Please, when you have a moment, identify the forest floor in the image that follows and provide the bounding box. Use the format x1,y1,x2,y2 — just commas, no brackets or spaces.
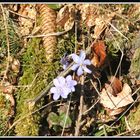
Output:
0,4,140,136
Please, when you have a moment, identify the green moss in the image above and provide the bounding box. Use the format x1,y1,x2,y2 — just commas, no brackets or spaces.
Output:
14,38,45,136
14,29,75,135
128,104,140,130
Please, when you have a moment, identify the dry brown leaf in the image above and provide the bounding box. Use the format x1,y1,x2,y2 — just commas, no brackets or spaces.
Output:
100,83,134,110
91,53,99,68
56,5,75,31
56,5,70,27
91,40,106,67
109,76,123,96
76,4,98,28
106,107,126,116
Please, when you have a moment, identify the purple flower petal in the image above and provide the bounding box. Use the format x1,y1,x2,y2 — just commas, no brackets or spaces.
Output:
53,93,60,100
58,76,65,86
50,87,57,94
77,66,83,76
63,64,67,70
66,75,72,81
53,79,60,87
79,50,86,61
83,59,91,65
82,66,92,74
61,92,68,98
72,80,77,86
63,87,71,95
71,64,79,71
71,54,80,63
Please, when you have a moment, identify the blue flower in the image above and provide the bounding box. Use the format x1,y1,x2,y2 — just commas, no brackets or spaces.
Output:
50,75,77,100
70,50,92,76
60,53,70,70
66,75,77,92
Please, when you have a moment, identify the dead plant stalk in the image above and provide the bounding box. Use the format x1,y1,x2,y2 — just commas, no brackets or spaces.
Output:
75,75,85,136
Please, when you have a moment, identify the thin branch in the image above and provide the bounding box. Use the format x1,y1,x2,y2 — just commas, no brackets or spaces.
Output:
108,22,129,40
61,97,71,136
83,98,100,116
8,9,35,21
75,75,85,136
25,30,71,38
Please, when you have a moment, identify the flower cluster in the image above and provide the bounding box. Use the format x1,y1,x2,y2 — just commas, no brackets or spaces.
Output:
50,75,77,100
50,50,92,100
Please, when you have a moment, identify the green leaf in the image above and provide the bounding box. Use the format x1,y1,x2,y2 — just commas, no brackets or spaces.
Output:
58,112,72,128
47,4,61,10
47,112,59,128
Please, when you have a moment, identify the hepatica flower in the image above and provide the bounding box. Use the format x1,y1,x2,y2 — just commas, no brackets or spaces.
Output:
71,50,92,76
60,53,70,70
50,75,77,100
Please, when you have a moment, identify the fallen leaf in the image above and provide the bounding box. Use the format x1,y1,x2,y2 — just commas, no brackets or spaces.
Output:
91,53,99,68
91,40,106,67
100,83,134,110
56,5,75,31
109,76,123,96
56,5,70,27
64,16,74,31
106,107,126,116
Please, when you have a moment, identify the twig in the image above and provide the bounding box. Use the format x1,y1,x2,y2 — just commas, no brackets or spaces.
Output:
25,29,71,38
108,22,129,40
83,98,100,116
0,5,10,83
75,75,85,136
124,116,131,131
8,9,35,21
61,96,71,136
109,30,124,79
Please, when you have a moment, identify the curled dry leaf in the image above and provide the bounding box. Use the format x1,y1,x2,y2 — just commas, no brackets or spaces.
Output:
105,107,126,116
56,5,70,27
56,4,75,31
91,40,106,67
109,76,123,96
100,83,134,110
